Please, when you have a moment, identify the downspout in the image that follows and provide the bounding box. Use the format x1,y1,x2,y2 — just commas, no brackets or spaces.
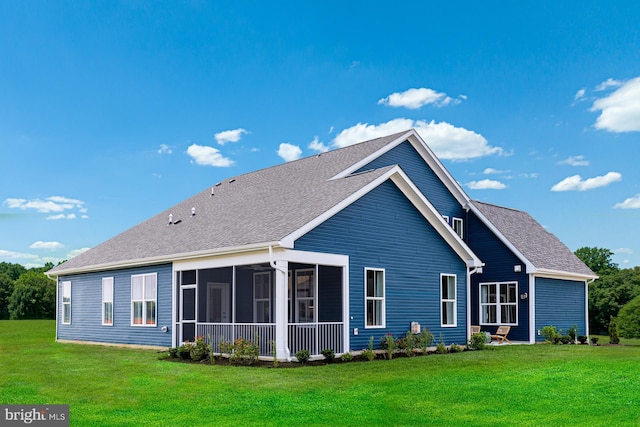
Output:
269,245,292,361
467,266,482,342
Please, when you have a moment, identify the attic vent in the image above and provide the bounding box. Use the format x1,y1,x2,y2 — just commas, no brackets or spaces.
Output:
215,182,222,186
229,178,236,183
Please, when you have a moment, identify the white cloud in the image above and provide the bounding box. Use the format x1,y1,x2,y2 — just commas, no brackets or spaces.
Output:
333,119,503,161
613,194,640,209
214,128,249,145
0,249,38,260
30,241,64,250
46,213,76,220
308,136,329,153
574,88,586,101
558,155,589,166
615,247,633,254
4,196,86,219
590,77,640,132
467,179,507,190
483,168,507,175
551,172,622,192
186,144,234,167
157,144,172,155
277,143,302,162
595,78,623,91
67,248,90,259
378,88,459,109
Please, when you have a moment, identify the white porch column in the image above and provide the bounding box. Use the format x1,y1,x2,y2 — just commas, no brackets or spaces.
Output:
274,259,290,360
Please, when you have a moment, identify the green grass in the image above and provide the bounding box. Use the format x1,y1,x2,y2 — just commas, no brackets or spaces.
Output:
2,321,640,426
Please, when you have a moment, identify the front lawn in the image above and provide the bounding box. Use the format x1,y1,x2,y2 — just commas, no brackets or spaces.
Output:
1,320,639,426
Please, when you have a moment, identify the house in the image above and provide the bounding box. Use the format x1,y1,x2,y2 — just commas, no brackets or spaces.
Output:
48,129,596,359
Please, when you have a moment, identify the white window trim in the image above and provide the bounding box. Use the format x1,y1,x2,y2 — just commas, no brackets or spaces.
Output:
440,273,457,327
253,271,272,323
102,277,114,326
479,281,519,326
61,281,71,325
452,217,463,239
131,273,157,327
294,268,316,323
365,268,385,329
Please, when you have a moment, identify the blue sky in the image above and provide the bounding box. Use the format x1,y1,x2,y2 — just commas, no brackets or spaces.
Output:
1,2,640,269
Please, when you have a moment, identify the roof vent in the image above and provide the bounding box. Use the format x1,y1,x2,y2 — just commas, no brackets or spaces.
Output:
211,187,214,196
191,207,196,216
168,214,173,225
229,178,236,183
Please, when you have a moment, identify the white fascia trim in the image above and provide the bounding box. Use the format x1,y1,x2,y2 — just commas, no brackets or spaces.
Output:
329,129,471,207
283,165,483,268
49,241,284,277
532,269,598,282
466,202,536,273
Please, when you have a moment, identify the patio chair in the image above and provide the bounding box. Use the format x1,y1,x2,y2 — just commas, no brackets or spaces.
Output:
490,326,512,344
470,325,481,335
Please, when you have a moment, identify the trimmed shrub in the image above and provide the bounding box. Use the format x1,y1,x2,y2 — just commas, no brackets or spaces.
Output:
295,349,310,364
468,332,488,350
608,316,620,344
321,349,335,363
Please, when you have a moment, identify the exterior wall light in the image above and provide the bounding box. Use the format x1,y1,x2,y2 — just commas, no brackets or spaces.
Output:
520,292,528,300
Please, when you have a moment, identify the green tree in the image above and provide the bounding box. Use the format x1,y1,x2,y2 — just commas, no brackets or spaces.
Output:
617,295,640,339
574,247,618,276
8,271,56,319
0,262,27,281
0,273,15,319
588,267,640,334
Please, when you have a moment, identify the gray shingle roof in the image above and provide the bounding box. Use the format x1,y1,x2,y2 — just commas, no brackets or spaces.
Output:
49,132,408,274
472,201,596,278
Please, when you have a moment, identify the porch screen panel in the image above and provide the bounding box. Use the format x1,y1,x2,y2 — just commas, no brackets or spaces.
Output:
183,288,196,321
296,270,315,323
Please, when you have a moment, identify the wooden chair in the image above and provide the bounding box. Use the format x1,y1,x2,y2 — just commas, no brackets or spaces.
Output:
470,325,481,335
490,326,512,344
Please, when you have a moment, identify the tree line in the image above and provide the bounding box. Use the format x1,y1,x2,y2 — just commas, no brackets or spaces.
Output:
575,247,640,339
0,261,58,320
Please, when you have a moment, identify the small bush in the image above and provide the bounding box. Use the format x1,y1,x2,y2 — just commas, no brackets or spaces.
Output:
435,334,447,354
590,336,599,345
321,348,335,363
558,335,573,345
567,324,578,342
609,316,620,344
405,331,416,356
361,348,375,361
468,332,487,350
541,326,560,343
449,343,463,353
189,336,210,361
340,352,353,362
384,334,395,360
295,349,310,364
577,335,588,344
419,328,434,353
177,342,193,359
168,347,178,358
220,337,259,365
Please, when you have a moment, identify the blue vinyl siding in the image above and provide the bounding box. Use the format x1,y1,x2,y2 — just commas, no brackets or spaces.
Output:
357,140,464,221
467,211,530,341
57,263,172,347
535,277,586,340
295,180,468,350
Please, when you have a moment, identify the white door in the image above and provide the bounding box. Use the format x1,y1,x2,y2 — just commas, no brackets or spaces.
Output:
207,283,230,323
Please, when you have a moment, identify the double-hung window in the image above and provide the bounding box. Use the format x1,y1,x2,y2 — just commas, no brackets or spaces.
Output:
131,273,157,326
62,281,71,324
452,217,463,239
102,277,114,326
441,274,456,327
365,268,385,328
480,282,518,325
254,272,271,323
